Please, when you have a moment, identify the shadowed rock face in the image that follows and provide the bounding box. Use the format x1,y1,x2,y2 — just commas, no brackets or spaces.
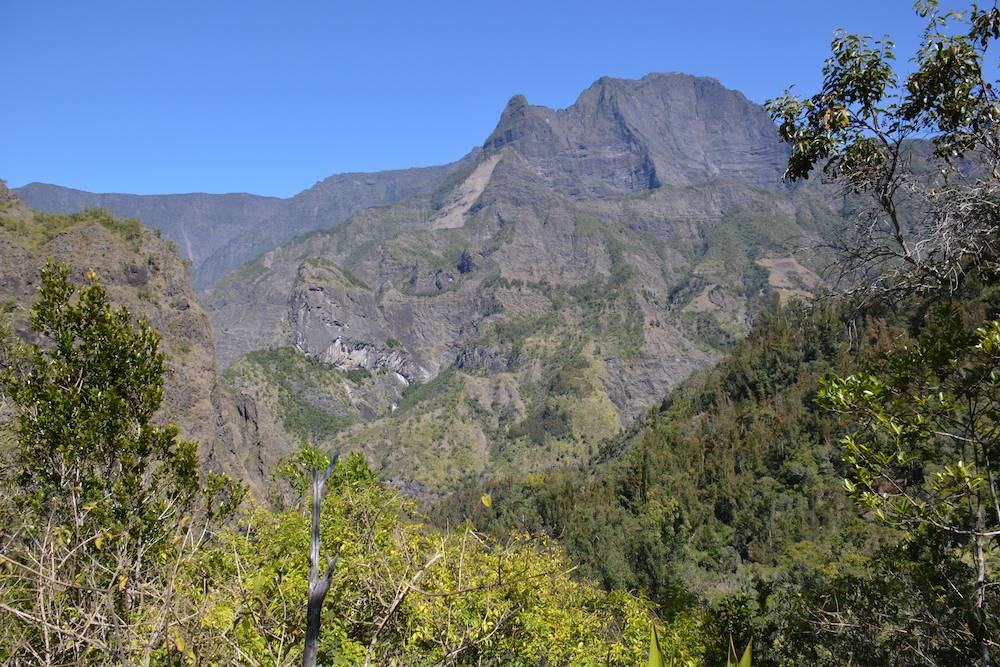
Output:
482,73,789,196
0,187,283,494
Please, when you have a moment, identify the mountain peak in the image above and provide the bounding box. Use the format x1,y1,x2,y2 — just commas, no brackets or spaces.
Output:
483,93,553,153
481,72,787,196
505,93,529,109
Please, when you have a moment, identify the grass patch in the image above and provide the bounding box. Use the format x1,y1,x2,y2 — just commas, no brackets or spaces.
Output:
398,367,460,412
305,257,371,291
0,208,145,251
225,347,357,442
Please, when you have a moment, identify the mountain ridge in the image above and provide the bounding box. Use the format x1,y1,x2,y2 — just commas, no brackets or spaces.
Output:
10,72,842,493
203,73,842,491
15,72,788,289
0,181,283,493
15,160,471,288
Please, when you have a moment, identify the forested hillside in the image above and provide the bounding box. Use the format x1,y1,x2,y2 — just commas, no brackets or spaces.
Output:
433,4,1000,663
435,287,1000,663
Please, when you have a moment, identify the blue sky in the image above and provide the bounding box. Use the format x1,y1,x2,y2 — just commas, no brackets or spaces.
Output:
2,1,928,197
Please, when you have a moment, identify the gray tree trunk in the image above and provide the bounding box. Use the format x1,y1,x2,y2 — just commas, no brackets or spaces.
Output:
303,457,339,667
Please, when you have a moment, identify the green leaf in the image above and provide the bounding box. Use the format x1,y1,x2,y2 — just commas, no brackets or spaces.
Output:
739,639,752,667
648,623,665,667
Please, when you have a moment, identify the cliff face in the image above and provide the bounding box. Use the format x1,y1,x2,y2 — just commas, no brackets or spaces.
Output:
0,182,282,492
15,162,469,289
204,74,840,492
482,73,789,195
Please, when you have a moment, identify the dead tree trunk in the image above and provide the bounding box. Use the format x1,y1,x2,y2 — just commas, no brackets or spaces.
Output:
303,456,339,667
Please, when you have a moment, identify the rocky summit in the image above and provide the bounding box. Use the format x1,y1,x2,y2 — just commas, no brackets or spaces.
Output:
204,73,842,492
483,73,789,194
8,73,846,493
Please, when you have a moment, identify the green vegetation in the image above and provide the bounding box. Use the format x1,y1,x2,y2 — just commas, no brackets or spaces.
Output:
434,4,1000,664
2,3,998,664
217,254,269,285
693,204,800,285
394,366,457,411
819,304,1000,664
344,366,371,383
0,207,145,251
304,256,371,291
509,401,572,445
182,451,667,665
0,262,242,663
436,283,1000,664
568,215,645,356
225,346,358,443
429,161,479,211
0,266,664,664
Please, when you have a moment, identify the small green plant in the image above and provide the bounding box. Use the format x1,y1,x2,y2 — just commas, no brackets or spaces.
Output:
647,621,712,667
648,624,666,667
344,367,371,383
725,638,751,667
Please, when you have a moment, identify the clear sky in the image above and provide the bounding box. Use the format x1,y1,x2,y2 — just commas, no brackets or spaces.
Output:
2,1,929,197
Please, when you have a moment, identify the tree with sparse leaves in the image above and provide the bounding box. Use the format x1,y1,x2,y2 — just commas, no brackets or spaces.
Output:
767,3,1000,664
0,261,239,664
766,0,1000,296
767,0,1000,665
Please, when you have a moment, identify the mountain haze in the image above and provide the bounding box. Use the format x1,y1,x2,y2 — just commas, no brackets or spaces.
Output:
16,162,469,288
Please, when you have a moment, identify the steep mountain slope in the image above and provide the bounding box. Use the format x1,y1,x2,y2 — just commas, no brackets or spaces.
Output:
207,73,844,491
0,181,287,491
429,275,1000,664
432,299,875,602
484,73,789,195
16,161,469,288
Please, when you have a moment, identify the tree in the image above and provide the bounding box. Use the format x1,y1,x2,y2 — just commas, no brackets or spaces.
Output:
5,262,199,521
0,261,238,664
765,1,1000,297
303,455,339,667
767,3,1000,664
819,305,1000,663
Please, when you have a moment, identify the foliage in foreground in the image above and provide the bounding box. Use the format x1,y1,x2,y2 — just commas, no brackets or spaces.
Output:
0,262,682,665
0,262,239,664
168,452,687,666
